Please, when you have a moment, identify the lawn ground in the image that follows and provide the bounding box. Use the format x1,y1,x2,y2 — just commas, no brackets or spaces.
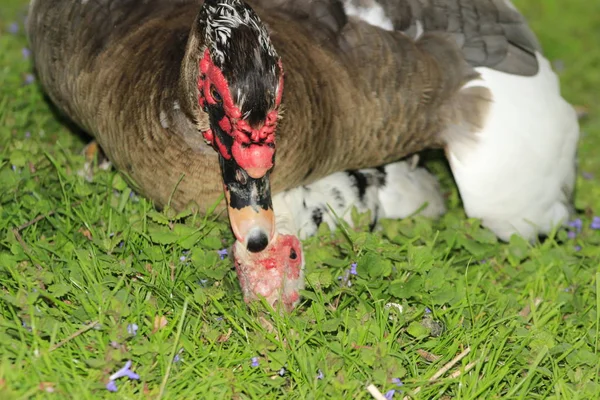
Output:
1,0,600,398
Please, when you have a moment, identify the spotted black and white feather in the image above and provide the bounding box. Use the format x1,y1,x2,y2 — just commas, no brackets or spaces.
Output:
273,159,446,239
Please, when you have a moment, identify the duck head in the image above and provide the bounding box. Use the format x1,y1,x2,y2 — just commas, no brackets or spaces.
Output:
233,233,304,312
186,0,284,252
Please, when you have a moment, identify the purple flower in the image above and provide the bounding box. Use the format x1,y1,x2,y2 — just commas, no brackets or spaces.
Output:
582,171,594,180
106,380,118,392
105,360,139,392
24,131,31,139
278,367,286,376
8,22,19,34
567,230,577,240
173,349,183,363
349,263,357,275
385,389,396,400
425,307,432,314
11,165,17,172
127,323,138,336
179,255,186,262
568,218,583,232
217,248,228,259
22,47,31,59
574,245,582,252
24,73,35,85
392,378,403,387
251,357,259,367
591,217,600,230
316,369,324,380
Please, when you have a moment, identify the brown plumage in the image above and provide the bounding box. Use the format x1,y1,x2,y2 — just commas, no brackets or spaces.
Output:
26,0,519,212
28,0,578,310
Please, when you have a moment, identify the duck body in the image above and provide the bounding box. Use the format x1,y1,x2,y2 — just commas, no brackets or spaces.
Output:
27,0,480,211
28,0,579,310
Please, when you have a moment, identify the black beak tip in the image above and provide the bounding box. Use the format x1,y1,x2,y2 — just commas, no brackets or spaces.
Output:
247,229,269,253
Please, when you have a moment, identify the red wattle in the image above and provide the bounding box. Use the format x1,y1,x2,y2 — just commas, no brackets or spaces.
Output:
231,141,274,179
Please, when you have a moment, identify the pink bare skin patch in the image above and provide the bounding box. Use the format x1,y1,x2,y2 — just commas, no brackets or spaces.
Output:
233,233,304,312
198,50,284,179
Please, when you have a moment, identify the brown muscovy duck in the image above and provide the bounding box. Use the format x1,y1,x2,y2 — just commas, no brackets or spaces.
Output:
27,0,579,311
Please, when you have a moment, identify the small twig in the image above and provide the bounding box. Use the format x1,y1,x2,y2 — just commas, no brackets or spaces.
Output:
429,347,471,381
48,320,99,352
366,384,387,400
12,228,30,253
403,347,471,399
449,360,477,379
16,211,56,232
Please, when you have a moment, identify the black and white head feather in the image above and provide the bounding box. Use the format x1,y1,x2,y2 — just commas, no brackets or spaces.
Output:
200,0,278,66
198,0,282,123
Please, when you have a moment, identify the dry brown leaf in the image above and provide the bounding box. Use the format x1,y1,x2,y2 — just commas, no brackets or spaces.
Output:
78,227,92,240
417,349,441,362
217,328,232,343
152,315,168,333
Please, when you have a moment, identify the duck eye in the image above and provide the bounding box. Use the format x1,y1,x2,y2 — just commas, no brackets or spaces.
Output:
289,248,297,260
210,86,222,104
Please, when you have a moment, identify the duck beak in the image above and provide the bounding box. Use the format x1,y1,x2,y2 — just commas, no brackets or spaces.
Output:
219,155,275,253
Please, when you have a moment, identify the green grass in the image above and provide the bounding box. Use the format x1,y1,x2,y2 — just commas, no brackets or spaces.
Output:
1,1,600,398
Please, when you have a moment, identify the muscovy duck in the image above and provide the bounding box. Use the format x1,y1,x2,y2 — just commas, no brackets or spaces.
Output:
27,0,579,310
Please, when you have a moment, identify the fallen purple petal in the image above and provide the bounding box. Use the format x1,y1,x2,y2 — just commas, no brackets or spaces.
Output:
568,218,583,232
8,22,19,34
385,389,396,400
173,349,184,363
251,357,259,367
24,73,35,85
392,378,403,387
127,323,138,336
105,380,118,392
590,216,600,230
217,248,228,259
109,360,140,381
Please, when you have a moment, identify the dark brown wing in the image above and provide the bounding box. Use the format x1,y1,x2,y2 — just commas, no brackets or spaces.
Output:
349,0,541,75
256,0,541,76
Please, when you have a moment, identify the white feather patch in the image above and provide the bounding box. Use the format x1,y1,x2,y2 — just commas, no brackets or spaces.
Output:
446,52,579,241
343,0,394,31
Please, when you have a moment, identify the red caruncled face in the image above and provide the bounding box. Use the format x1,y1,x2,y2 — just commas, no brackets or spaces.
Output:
233,233,304,311
198,49,283,179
